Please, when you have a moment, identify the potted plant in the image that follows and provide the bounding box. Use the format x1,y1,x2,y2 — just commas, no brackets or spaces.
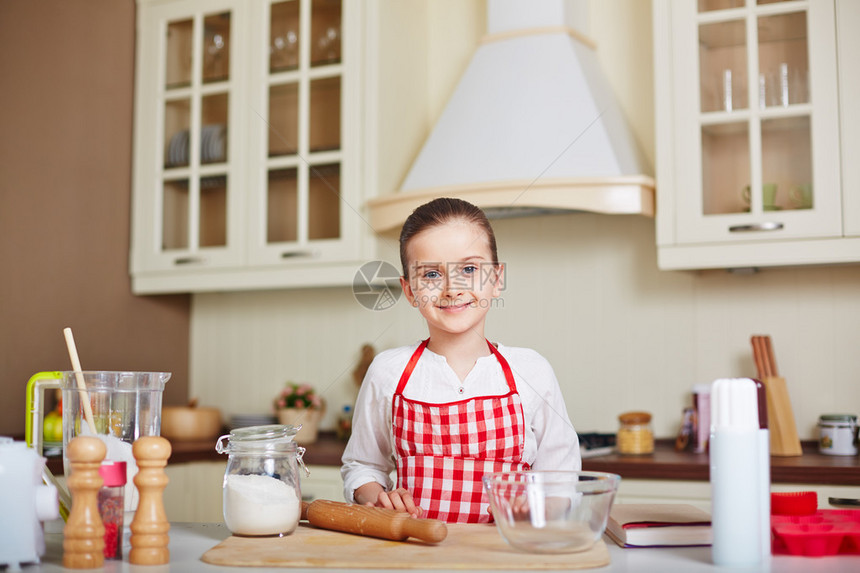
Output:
273,382,325,444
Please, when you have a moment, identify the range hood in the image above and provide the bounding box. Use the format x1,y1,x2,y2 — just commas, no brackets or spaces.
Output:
367,0,655,231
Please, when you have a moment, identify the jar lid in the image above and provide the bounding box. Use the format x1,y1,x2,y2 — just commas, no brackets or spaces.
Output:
215,424,299,454
819,414,857,423
619,411,652,424
99,461,127,487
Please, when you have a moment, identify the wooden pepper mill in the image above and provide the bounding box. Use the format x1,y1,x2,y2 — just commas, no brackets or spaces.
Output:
129,436,172,565
63,436,106,569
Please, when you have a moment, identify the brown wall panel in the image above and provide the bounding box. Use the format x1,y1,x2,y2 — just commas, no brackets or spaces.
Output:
0,0,191,436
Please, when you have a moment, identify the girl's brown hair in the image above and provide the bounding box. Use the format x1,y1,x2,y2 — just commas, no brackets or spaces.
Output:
399,197,498,278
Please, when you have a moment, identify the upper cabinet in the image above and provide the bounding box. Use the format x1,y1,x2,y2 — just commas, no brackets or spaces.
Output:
131,0,370,293
654,0,860,270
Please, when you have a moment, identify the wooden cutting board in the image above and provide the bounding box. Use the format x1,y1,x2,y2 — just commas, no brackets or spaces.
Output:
201,523,610,570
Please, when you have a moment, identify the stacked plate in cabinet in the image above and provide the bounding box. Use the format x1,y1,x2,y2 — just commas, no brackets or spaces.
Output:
229,414,277,430
166,124,226,167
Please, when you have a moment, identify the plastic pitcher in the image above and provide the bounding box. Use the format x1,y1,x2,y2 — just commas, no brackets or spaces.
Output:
27,370,170,516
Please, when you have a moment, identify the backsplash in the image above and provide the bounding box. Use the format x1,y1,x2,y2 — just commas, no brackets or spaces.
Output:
188,0,860,442
190,212,860,440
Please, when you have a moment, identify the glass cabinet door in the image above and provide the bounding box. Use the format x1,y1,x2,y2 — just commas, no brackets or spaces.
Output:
154,2,244,269
675,0,840,243
251,0,351,264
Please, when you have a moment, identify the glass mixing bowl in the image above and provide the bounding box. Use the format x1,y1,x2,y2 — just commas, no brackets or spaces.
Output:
483,470,620,553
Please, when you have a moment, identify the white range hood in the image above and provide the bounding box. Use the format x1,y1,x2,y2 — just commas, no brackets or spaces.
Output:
367,0,655,231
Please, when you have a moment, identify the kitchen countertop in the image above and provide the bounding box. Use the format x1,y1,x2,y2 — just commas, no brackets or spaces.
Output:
582,440,860,485
42,433,860,485
79,433,858,485
25,519,858,572
41,432,350,474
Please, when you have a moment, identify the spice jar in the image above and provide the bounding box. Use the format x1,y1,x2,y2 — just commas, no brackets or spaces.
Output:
617,411,655,455
818,414,858,456
97,461,126,559
215,424,308,536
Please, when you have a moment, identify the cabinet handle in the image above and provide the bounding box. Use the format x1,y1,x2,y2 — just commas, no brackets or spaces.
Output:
728,222,784,233
281,250,315,259
173,256,206,265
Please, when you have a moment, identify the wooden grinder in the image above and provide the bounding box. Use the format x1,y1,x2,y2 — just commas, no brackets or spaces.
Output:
63,436,106,569
129,436,172,565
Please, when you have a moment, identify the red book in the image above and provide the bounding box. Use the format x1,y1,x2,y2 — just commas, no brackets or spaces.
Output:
606,504,712,548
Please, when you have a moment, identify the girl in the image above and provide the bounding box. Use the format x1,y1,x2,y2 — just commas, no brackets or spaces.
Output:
341,197,581,523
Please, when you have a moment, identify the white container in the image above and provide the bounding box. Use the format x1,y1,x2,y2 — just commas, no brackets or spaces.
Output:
710,378,769,567
0,438,59,568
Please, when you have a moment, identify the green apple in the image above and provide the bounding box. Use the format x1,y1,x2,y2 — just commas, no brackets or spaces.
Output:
44,411,63,443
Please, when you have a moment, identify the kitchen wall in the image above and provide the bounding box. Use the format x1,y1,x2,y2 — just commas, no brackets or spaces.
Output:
0,0,190,436
190,0,860,439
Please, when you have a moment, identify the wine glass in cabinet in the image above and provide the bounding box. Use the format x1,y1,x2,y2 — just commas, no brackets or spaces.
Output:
655,0,845,269
248,0,356,267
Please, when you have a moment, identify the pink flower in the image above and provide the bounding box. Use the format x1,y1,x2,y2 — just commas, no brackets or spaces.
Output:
273,381,321,410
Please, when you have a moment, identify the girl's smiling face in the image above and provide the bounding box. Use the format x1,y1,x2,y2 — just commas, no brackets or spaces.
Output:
400,219,504,339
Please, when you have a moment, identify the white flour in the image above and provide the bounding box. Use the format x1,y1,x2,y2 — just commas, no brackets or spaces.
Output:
223,474,300,536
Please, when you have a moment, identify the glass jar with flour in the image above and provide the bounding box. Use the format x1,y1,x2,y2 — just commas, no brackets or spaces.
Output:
215,424,309,535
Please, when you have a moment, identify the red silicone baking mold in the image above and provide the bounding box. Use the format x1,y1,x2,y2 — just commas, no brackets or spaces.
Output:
771,510,860,557
771,491,818,516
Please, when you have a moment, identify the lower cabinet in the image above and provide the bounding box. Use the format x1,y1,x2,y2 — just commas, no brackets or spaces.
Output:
615,479,713,512
616,479,860,513
158,462,860,522
163,462,345,522
164,461,227,523
300,465,346,503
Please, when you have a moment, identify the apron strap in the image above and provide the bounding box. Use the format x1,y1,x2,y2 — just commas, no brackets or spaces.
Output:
394,338,517,396
394,339,429,396
486,340,517,393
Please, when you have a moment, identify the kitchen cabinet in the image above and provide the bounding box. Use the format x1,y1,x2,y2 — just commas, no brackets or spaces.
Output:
653,0,860,270
616,478,860,514
162,461,342,522
131,0,372,293
164,460,227,522
300,464,345,502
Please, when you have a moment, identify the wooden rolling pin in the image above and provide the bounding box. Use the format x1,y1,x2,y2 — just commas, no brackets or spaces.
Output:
301,499,447,544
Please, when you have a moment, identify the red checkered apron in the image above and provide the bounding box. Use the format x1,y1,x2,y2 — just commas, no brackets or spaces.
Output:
392,339,530,523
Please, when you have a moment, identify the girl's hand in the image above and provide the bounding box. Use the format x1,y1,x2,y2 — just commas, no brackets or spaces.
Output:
356,483,423,518
373,487,424,518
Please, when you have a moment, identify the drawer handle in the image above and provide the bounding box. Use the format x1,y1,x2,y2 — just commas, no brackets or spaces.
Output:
174,256,206,265
281,250,314,259
728,222,784,233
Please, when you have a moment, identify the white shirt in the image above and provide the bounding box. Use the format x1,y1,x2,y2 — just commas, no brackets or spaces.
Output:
340,341,582,502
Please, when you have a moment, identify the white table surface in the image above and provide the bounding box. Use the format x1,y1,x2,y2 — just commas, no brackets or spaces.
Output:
22,520,857,572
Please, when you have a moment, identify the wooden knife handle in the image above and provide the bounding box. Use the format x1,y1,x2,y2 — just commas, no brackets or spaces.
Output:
304,499,447,544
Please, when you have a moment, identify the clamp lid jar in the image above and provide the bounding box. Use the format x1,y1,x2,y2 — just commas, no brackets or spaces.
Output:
216,424,309,536
817,414,858,456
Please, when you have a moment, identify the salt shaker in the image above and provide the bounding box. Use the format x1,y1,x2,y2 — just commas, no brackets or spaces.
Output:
216,425,309,536
97,461,126,559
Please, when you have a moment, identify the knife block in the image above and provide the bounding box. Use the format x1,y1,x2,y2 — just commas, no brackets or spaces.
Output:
762,376,802,457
